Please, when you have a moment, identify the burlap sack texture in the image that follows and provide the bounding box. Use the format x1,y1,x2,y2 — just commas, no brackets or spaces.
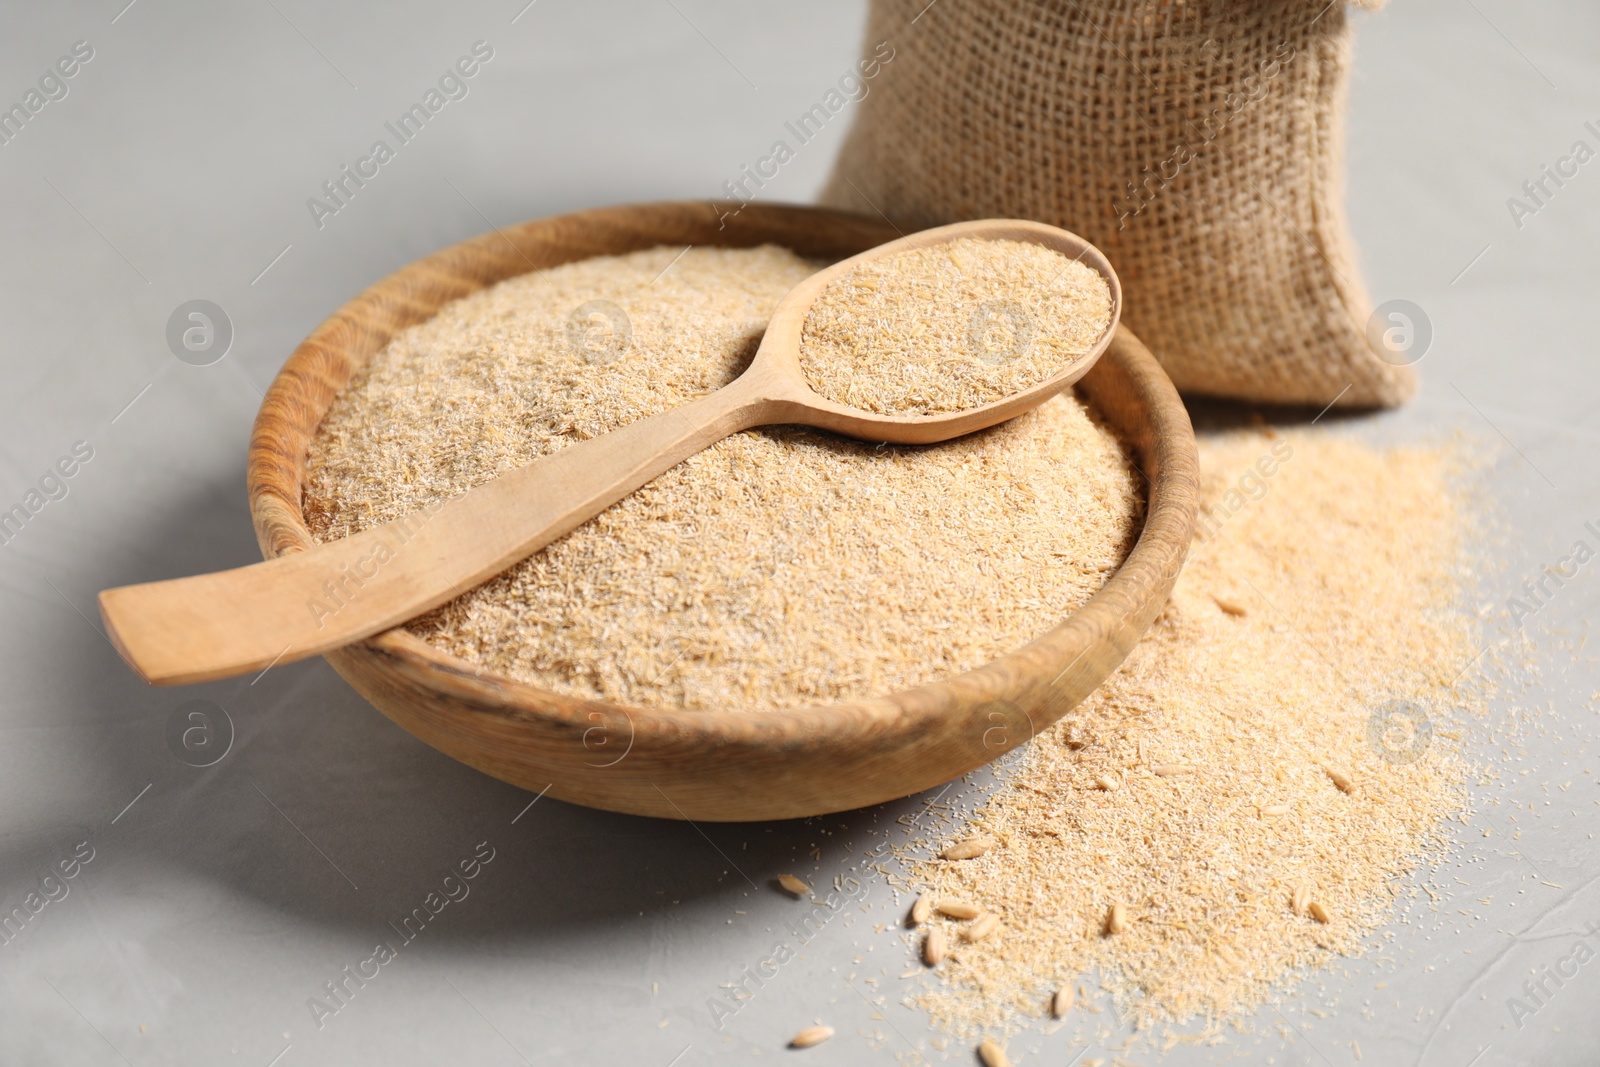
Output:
820,0,1411,409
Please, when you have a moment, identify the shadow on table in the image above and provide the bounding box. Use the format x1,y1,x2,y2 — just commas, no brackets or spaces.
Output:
1182,393,1384,433
18,474,942,948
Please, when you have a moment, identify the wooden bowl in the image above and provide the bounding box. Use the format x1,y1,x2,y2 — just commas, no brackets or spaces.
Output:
249,201,1199,822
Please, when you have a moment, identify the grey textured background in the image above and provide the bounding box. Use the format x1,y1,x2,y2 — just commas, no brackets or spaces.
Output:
1,1,1598,1064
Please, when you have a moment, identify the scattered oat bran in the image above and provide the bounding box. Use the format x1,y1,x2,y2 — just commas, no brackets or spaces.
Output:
798,237,1112,416
907,430,1485,1036
304,245,1140,711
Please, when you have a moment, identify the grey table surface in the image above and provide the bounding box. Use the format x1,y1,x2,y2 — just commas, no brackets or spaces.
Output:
2,1,1597,1064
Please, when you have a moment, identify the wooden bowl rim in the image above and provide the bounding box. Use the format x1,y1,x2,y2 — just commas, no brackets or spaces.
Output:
248,200,1196,752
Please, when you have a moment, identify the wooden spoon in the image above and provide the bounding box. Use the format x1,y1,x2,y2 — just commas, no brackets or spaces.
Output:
99,219,1122,686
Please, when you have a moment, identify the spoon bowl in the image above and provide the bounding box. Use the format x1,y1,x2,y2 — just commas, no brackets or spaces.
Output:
747,218,1122,444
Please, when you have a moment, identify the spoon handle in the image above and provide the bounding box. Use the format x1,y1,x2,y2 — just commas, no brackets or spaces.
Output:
99,376,770,686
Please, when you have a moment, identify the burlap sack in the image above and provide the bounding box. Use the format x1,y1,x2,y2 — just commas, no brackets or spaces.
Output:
820,0,1411,408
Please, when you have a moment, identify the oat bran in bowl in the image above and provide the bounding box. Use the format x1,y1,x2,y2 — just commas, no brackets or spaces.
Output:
248,201,1198,821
